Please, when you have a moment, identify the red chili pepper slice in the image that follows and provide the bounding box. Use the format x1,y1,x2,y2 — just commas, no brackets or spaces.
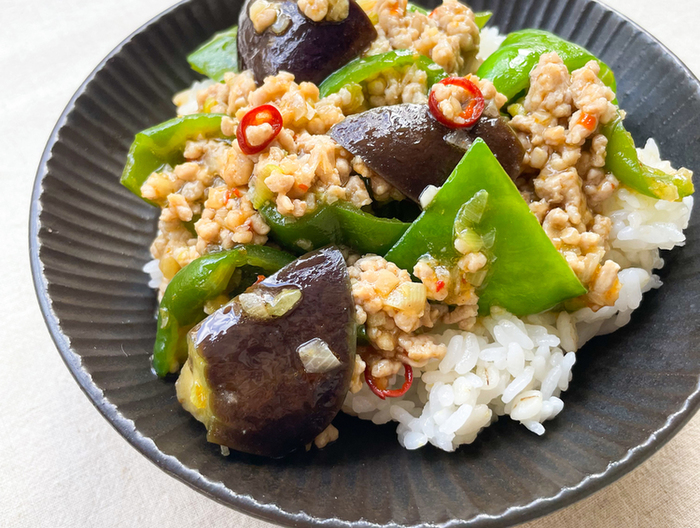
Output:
365,363,413,400
236,104,283,155
429,77,485,129
435,280,446,293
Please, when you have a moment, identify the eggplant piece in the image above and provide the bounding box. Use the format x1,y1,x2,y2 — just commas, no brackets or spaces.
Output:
468,116,525,181
176,247,355,458
238,0,377,85
330,104,524,203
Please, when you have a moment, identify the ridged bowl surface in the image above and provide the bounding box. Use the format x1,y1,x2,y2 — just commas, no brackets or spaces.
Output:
30,0,700,526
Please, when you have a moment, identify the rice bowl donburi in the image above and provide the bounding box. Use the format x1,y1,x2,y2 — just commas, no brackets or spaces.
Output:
120,0,695,458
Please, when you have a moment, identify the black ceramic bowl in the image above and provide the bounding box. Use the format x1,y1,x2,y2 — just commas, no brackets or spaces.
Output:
30,0,700,526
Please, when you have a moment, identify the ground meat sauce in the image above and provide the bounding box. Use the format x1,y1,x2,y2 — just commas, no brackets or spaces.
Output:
510,53,621,310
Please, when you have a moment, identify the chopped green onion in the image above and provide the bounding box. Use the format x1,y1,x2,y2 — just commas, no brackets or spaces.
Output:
298,338,342,373
481,228,496,249
507,103,525,117
239,288,302,319
385,282,427,314
406,2,429,15
251,168,276,209
239,292,270,319
267,288,303,316
468,269,488,287
454,189,489,233
341,82,366,114
295,239,314,251
271,13,291,34
455,227,484,254
419,185,441,210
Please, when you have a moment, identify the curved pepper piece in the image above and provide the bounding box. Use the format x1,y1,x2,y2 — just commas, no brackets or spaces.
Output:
152,244,295,377
385,139,586,316
120,114,229,204
477,29,617,103
187,26,238,82
260,201,409,255
603,116,694,201
319,49,447,98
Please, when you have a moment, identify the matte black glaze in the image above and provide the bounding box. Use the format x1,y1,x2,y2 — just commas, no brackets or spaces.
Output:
193,247,355,457
330,104,523,202
237,0,376,85
30,0,700,526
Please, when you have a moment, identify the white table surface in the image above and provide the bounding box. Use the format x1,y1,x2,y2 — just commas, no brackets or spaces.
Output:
2,0,699,526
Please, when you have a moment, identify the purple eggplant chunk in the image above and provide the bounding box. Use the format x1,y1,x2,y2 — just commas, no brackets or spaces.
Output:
330,104,524,203
176,247,355,458
471,116,525,180
238,0,377,85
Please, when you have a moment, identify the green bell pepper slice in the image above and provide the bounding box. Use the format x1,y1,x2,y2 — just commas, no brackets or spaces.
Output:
602,116,694,201
121,113,229,204
152,244,295,377
260,201,410,255
385,139,586,316
260,203,340,254
477,29,617,103
318,49,447,98
335,201,410,254
187,26,239,82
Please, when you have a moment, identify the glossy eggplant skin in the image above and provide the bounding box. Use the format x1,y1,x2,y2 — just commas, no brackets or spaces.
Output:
469,116,525,181
238,0,377,85
190,247,355,458
330,104,524,202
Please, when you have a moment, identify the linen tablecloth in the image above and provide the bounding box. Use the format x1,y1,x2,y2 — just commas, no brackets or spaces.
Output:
2,0,698,526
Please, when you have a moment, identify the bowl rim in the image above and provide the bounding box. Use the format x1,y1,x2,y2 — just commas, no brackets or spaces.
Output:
29,0,700,526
